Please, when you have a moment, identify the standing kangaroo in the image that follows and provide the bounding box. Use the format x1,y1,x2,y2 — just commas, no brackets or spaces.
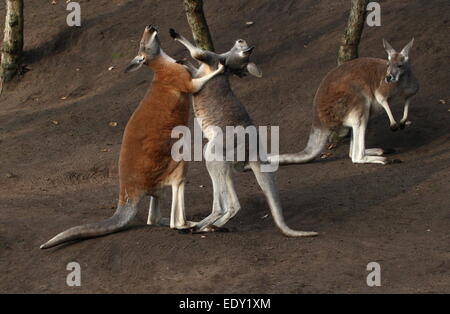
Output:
170,29,317,237
270,39,419,166
40,26,223,249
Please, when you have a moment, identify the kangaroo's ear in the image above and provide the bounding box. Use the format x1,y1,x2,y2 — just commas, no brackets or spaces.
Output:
400,38,414,61
383,39,396,60
247,62,262,78
124,55,145,73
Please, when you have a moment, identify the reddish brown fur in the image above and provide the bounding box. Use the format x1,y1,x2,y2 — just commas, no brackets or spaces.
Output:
118,57,197,205
313,57,388,129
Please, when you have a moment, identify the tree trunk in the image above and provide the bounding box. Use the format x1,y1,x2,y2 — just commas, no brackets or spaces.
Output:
0,0,24,92
332,0,367,142
183,0,214,51
337,0,368,66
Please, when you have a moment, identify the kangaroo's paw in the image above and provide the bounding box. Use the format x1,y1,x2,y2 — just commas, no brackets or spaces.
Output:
390,123,400,132
352,156,389,165
147,217,170,226
365,148,385,156
202,225,230,233
399,120,412,129
173,221,199,230
180,225,230,234
365,148,397,156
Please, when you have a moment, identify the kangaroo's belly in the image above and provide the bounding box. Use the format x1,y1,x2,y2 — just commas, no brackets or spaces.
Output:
119,95,190,193
192,97,253,138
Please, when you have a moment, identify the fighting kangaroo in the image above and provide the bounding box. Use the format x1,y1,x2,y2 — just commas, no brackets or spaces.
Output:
170,29,317,237
270,39,419,166
41,26,223,249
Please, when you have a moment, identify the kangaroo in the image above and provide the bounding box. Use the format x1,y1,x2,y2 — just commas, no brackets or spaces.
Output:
170,29,317,237
40,26,223,249
270,39,419,166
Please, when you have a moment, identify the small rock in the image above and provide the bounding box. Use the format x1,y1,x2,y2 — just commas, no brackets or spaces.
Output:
199,185,205,188
201,235,206,239
101,148,110,152
109,122,118,127
5,172,15,179
108,66,115,71
261,214,269,219
246,21,254,26
51,120,59,125
439,99,446,105
320,152,332,159
60,96,67,100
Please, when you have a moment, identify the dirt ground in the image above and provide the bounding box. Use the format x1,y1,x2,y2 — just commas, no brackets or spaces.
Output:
0,0,449,293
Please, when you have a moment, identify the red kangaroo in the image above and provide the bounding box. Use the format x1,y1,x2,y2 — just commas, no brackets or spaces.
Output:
270,39,418,166
41,26,223,249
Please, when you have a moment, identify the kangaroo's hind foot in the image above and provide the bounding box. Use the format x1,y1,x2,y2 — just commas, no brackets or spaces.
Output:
180,225,230,234
364,148,396,156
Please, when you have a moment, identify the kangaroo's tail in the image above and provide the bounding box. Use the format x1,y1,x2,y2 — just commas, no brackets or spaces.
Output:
248,162,318,237
40,201,139,249
270,124,331,166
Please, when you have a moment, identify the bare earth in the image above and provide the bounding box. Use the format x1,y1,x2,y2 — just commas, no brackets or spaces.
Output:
0,0,449,293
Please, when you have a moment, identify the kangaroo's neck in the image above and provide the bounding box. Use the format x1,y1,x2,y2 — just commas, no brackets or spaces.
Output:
159,49,175,63
147,55,172,73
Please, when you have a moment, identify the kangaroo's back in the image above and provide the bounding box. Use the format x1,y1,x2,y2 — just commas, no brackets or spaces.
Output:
314,57,387,129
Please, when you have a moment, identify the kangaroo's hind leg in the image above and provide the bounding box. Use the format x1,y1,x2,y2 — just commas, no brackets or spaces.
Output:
352,139,394,157
192,161,230,232
147,182,197,229
147,196,169,226
174,180,197,229
350,106,389,165
169,164,198,230
148,162,197,229
213,164,241,227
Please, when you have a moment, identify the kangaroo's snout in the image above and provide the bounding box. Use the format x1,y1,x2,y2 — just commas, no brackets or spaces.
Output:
146,25,157,33
385,75,398,83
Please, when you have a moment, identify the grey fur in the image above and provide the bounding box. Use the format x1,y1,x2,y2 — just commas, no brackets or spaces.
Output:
172,30,317,237
40,200,139,249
